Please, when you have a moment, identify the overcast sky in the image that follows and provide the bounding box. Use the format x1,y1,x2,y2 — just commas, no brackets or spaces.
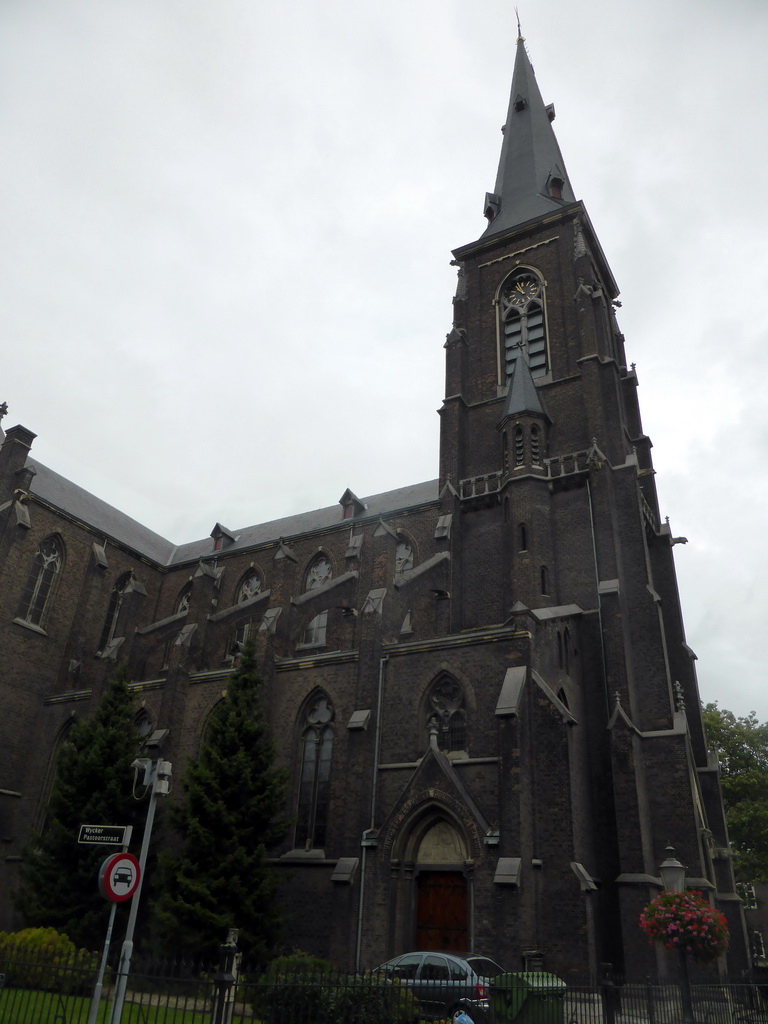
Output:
2,0,767,720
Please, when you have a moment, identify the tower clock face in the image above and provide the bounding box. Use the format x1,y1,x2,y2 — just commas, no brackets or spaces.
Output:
505,274,540,306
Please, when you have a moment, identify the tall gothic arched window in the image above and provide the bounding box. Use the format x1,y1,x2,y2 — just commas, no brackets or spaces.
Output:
499,268,549,380
98,571,132,653
18,535,63,627
302,555,332,647
427,675,467,752
295,694,334,850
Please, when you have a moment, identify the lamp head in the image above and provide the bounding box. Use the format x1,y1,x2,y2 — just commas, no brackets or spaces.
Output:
659,843,686,892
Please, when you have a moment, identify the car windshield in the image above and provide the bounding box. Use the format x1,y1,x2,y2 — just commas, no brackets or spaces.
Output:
465,956,504,978
383,955,420,980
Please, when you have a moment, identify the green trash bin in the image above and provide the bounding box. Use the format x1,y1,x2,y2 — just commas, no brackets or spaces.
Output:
490,972,566,1024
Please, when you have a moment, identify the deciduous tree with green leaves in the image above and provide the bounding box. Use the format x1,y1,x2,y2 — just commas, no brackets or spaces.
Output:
152,643,288,963
15,666,145,949
702,702,768,881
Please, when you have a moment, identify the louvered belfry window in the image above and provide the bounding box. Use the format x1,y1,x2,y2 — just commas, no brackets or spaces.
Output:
500,269,549,380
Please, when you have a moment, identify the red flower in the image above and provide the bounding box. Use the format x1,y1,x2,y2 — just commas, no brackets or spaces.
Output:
639,890,729,962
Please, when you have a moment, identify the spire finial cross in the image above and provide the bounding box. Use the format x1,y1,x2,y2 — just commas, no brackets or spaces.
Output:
515,6,524,41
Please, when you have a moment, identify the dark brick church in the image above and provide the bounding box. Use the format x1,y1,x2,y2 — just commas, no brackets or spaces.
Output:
0,35,748,976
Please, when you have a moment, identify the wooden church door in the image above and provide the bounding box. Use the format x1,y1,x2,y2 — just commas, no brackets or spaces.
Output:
415,871,468,951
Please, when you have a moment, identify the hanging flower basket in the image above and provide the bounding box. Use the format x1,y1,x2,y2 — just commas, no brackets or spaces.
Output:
640,889,729,962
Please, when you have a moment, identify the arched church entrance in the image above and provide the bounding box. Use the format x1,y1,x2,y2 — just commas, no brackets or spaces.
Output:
413,820,468,952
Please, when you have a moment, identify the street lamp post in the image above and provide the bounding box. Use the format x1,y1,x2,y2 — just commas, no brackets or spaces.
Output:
659,844,695,1024
109,731,172,1024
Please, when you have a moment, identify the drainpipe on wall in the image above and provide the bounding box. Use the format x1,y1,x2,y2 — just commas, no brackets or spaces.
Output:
355,654,388,973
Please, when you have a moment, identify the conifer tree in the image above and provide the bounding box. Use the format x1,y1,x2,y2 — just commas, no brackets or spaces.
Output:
16,666,145,949
152,643,288,963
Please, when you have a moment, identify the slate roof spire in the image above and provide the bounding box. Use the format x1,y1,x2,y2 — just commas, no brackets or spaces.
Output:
482,33,576,239
500,354,551,423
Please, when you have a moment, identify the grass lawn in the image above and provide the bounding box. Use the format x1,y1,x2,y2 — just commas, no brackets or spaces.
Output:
0,988,214,1024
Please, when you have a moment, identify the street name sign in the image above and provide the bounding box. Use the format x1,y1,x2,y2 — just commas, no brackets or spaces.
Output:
78,824,132,846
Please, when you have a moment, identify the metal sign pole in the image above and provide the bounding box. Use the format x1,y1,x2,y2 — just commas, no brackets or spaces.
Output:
109,759,171,1024
87,826,133,1024
87,901,118,1024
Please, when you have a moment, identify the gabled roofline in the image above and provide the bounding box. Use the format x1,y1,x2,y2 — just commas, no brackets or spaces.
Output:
26,456,441,571
452,201,620,300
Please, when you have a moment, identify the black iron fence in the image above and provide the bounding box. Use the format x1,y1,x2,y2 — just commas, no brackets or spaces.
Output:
2,946,768,1024
561,977,768,1024
0,949,415,1024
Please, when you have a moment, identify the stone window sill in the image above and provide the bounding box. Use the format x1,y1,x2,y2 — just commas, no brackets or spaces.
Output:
13,617,47,636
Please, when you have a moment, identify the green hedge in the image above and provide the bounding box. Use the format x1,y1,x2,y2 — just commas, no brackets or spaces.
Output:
258,954,417,1024
0,927,99,994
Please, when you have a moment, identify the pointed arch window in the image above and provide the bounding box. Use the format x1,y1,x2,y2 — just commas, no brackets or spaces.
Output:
395,539,414,578
302,556,332,647
98,572,132,653
499,269,549,380
18,535,63,627
427,675,468,753
176,584,192,615
236,570,262,604
295,695,334,850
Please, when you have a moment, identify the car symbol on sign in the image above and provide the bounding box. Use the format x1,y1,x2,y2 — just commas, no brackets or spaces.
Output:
113,867,133,887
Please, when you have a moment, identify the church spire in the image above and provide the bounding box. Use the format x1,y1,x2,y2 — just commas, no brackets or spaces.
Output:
500,354,551,423
482,34,576,239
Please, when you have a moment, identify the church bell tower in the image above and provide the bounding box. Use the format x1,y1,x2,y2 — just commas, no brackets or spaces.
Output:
437,31,745,972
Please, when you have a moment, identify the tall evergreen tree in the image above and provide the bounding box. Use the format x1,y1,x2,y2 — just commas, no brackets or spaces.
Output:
152,644,288,963
16,666,145,948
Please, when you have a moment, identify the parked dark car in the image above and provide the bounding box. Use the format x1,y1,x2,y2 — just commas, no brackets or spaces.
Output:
373,951,505,1022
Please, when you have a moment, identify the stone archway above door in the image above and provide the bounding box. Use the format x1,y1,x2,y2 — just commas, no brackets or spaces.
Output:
417,820,468,864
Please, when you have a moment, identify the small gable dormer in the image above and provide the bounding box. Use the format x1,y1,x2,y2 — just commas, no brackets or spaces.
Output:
339,488,366,520
210,522,237,552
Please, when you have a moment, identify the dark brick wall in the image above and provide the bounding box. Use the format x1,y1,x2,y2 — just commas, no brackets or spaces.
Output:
0,203,744,977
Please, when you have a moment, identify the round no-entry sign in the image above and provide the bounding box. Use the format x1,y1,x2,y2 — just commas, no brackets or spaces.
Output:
98,852,141,902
